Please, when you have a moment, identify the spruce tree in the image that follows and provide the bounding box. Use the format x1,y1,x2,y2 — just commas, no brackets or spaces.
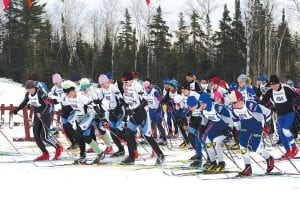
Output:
214,4,235,80
231,0,246,78
148,6,171,83
99,29,113,74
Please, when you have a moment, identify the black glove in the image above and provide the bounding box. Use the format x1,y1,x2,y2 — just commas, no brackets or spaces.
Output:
13,109,19,115
125,109,134,116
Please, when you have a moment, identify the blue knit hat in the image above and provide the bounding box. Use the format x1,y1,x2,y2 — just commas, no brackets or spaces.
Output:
187,96,198,108
199,92,212,110
106,72,113,79
169,79,178,88
163,79,171,85
258,74,267,82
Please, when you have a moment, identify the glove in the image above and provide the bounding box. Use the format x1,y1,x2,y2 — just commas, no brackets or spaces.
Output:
46,97,53,105
125,109,134,116
12,109,19,115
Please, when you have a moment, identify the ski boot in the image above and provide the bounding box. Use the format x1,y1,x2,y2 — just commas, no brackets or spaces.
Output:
155,154,165,165
121,156,135,165
179,141,188,148
291,145,299,157
111,149,125,157
215,161,226,172
74,155,87,165
94,152,105,163
238,164,252,176
103,146,113,155
266,156,274,173
281,150,293,160
34,152,50,161
205,161,218,172
190,159,202,168
134,149,139,159
53,145,63,160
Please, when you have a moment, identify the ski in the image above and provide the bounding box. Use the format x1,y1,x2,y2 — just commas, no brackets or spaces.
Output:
198,172,290,181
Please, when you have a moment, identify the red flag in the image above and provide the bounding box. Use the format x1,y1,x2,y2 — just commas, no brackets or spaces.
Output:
145,0,150,5
3,0,10,11
27,0,32,7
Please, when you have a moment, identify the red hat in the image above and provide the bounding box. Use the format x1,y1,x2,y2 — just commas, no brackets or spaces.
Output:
211,77,220,85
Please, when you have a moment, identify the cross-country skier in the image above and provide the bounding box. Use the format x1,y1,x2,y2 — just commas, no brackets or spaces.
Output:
199,91,233,172
121,71,164,165
61,80,105,164
260,75,299,159
230,90,274,176
97,74,126,157
13,80,63,161
143,79,167,145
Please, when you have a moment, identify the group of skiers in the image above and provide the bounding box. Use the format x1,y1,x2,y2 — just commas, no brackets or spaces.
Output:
12,70,300,176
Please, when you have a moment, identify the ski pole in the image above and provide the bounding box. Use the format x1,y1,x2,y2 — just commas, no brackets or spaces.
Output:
223,142,242,170
0,129,21,154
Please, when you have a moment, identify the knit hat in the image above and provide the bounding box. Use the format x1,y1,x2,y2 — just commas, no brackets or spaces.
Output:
121,71,133,81
269,75,280,85
199,92,212,110
237,74,247,82
163,79,170,85
169,79,178,88
98,74,109,85
187,96,198,108
106,72,113,79
52,73,62,84
258,74,267,82
79,78,91,91
69,74,81,82
211,77,220,85
24,80,36,89
229,90,243,103
27,73,38,81
62,80,76,93
180,81,190,90
213,91,223,100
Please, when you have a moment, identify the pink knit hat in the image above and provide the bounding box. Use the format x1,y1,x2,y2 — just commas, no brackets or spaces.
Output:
213,91,223,100
98,74,109,85
52,73,62,84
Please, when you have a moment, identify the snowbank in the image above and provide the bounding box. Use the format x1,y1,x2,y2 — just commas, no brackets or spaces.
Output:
0,77,26,105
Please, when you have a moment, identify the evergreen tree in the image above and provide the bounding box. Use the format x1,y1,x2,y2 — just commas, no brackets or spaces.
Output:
116,9,136,73
148,6,171,83
59,14,71,77
231,0,246,78
174,12,189,79
214,4,235,80
276,9,294,76
99,29,113,74
136,35,148,79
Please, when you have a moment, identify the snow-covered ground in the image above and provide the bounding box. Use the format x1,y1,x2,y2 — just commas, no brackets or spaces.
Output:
0,78,299,200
